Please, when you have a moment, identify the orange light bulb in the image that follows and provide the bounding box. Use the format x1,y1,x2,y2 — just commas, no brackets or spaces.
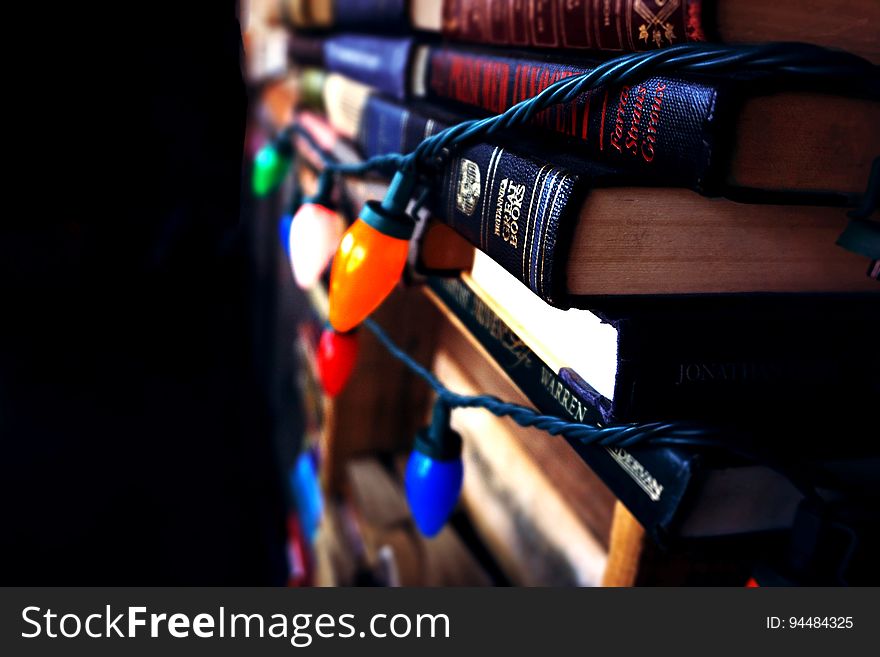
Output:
328,202,412,332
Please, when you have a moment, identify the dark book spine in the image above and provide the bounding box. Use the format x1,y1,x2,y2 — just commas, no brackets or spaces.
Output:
334,0,409,30
429,142,583,305
287,33,325,67
324,35,413,100
609,308,880,422
442,0,706,51
423,47,721,188
358,96,449,159
356,97,583,303
427,275,695,542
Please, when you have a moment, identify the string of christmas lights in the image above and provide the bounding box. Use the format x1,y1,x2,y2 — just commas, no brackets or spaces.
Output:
361,317,825,536
258,42,876,536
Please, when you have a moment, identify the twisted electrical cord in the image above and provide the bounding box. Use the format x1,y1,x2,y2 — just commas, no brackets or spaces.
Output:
363,317,825,505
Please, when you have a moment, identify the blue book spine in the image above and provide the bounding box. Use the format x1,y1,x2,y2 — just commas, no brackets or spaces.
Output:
334,0,408,30
324,35,413,101
358,96,449,159
431,142,582,306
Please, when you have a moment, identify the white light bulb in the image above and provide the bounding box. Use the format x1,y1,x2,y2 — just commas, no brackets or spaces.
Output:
288,203,345,289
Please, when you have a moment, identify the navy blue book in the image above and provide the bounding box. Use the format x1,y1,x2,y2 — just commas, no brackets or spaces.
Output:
282,0,410,33
333,0,408,29
323,35,413,101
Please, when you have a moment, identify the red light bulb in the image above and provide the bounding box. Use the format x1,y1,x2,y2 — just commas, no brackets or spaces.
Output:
316,327,359,397
288,202,344,289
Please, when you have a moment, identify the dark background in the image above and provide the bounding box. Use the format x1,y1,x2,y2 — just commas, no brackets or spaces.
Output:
1,3,292,583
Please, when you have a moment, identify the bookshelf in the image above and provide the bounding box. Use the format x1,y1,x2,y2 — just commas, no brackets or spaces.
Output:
246,0,880,586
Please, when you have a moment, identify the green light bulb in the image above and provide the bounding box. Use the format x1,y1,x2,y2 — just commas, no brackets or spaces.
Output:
252,142,291,197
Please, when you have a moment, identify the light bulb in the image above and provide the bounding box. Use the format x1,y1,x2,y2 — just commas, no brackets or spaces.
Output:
252,141,291,196
290,448,323,544
279,214,293,257
405,425,463,537
316,327,359,397
289,202,344,289
328,201,412,332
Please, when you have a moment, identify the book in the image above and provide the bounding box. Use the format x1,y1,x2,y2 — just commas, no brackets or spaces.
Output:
318,73,877,302
278,0,410,32
293,110,395,222
466,250,880,423
243,22,289,83
431,0,880,64
324,35,414,101
321,35,879,196
431,142,877,300
424,263,880,542
322,73,451,155
277,0,880,64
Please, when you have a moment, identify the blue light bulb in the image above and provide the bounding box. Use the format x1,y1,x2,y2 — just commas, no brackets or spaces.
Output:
404,421,463,537
279,214,293,257
290,449,323,544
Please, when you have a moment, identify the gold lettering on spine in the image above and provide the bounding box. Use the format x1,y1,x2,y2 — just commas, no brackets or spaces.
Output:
633,0,681,50
500,179,525,248
494,177,508,237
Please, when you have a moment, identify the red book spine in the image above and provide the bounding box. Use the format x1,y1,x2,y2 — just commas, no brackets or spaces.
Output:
509,0,529,45
560,0,592,49
442,0,705,51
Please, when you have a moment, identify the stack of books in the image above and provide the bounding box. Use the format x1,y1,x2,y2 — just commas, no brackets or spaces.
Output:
260,0,879,585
